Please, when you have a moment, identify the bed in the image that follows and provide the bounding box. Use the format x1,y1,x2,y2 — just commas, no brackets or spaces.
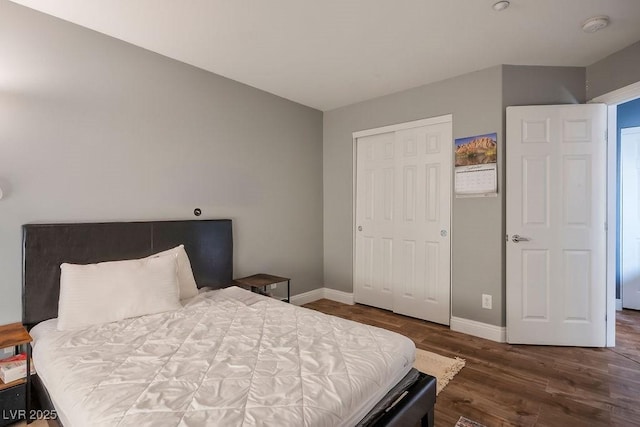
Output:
22,219,436,426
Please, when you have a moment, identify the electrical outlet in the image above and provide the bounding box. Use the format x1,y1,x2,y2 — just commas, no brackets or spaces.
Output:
270,283,277,290
482,294,492,310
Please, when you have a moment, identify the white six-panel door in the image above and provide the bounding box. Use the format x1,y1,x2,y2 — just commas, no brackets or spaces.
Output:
620,127,640,310
355,117,451,325
506,104,607,346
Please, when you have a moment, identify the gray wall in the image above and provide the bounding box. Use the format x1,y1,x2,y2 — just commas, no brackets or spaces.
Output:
0,1,324,324
503,66,586,106
324,66,505,326
587,40,640,100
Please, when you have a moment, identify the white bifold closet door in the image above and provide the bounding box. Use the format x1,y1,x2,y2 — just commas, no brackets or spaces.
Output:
355,117,451,325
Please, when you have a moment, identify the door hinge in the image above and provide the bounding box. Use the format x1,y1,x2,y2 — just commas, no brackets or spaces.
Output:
604,130,608,142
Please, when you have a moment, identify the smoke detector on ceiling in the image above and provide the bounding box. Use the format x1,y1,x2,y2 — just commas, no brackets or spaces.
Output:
492,1,510,11
582,15,610,33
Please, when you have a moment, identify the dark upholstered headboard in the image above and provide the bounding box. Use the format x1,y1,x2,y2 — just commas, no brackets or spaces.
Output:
22,219,233,328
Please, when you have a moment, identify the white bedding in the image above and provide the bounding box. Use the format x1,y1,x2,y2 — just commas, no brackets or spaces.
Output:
31,287,415,427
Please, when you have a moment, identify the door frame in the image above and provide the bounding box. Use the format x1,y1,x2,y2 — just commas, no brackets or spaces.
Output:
591,80,640,347
351,114,453,318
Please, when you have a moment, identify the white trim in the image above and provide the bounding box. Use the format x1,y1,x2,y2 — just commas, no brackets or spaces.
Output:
324,288,355,305
616,299,623,311
450,316,506,343
606,105,617,347
290,288,325,306
590,80,640,105
290,287,355,306
352,114,453,139
352,131,358,308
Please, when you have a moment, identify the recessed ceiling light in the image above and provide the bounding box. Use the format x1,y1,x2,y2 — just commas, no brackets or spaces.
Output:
492,1,510,11
582,15,610,33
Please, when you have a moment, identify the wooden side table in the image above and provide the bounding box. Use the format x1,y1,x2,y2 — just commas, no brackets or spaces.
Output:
234,274,291,303
0,323,32,426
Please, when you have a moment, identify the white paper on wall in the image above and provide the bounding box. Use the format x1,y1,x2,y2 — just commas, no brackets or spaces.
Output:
455,164,497,197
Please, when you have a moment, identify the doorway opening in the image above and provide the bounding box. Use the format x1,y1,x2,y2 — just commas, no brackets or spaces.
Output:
617,98,640,312
592,81,640,347
616,98,640,359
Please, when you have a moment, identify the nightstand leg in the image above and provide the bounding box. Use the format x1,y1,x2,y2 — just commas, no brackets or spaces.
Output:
287,280,290,303
26,343,31,424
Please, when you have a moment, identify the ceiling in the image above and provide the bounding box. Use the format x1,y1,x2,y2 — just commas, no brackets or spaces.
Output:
9,0,640,111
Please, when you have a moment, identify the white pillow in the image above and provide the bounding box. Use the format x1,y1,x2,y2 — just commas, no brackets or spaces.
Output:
148,245,199,300
57,254,180,331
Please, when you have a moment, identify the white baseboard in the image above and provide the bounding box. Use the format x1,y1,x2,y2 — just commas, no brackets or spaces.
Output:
324,288,355,305
450,316,506,343
290,288,325,306
616,299,623,311
290,287,354,306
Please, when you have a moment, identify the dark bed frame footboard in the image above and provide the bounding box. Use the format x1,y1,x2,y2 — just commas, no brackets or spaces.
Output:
372,372,436,427
31,372,436,427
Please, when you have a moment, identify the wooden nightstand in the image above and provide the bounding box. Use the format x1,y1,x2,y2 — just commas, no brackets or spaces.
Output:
234,274,291,303
0,323,32,426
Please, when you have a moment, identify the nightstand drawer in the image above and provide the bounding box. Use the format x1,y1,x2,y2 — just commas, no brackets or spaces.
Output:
0,382,26,426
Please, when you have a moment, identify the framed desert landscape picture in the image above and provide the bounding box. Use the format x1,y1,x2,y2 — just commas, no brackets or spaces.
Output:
454,133,497,167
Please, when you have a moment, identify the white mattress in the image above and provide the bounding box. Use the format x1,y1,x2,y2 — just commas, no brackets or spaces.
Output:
31,286,415,427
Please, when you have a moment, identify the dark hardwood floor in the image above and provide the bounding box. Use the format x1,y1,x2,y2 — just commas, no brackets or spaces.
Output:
304,300,640,427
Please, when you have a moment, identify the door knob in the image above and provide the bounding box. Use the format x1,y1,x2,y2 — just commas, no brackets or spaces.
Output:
511,234,530,243
358,226,363,232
